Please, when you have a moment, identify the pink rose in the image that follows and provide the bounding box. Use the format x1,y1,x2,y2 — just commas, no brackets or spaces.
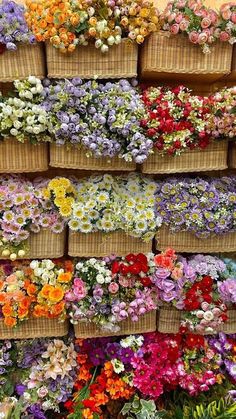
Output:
188,31,199,44
170,23,180,34
219,31,230,42
108,282,119,294
168,13,176,23
73,277,87,300
231,12,236,23
222,10,232,20
201,17,211,29
175,13,183,24
179,19,189,31
209,10,218,24
198,32,208,44
201,301,209,311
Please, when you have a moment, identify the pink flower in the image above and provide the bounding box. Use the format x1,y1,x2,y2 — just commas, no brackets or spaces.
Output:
221,9,232,20
175,13,183,24
198,32,208,44
108,282,119,294
188,31,199,44
219,31,230,42
170,23,180,34
232,12,236,23
73,278,87,300
179,19,189,31
201,17,211,29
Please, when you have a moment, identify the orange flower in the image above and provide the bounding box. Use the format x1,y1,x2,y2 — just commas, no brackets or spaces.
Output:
18,306,29,319
33,304,49,318
93,392,109,406
40,284,54,299
19,297,31,310
104,361,114,378
82,408,94,419
0,292,7,304
4,317,16,327
77,354,88,365
27,284,37,296
2,304,13,317
78,365,92,382
0,280,4,291
48,286,64,303
50,301,65,316
57,272,72,283
64,260,74,272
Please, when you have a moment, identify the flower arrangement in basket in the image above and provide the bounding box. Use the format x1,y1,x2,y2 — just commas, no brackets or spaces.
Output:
64,173,160,242
0,77,49,144
140,85,212,156
207,87,236,140
25,0,159,53
154,250,230,334
0,175,65,260
160,0,235,53
44,78,152,164
0,0,35,53
65,253,157,334
0,259,73,328
12,337,77,416
155,176,236,239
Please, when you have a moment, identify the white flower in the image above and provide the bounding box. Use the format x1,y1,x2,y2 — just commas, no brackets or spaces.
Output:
203,311,214,321
30,260,39,269
96,274,105,284
111,359,125,374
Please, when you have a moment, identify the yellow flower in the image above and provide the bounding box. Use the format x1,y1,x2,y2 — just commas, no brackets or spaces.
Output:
140,8,150,18
42,188,50,199
48,286,64,303
54,187,66,198
48,179,61,189
55,197,66,207
57,177,71,188
59,205,72,217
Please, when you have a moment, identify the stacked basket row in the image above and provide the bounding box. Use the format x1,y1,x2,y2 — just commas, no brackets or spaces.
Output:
1,34,235,81
1,138,236,173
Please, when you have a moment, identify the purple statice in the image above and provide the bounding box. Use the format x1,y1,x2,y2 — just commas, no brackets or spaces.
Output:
0,1,35,51
218,279,236,304
42,78,152,163
155,176,236,238
188,254,227,280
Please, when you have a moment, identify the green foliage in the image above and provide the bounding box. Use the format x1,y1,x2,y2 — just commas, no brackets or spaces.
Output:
189,398,236,419
121,395,169,419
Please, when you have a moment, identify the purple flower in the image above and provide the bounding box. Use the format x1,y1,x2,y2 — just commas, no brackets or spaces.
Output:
105,343,121,359
218,279,236,303
119,347,134,364
15,383,27,395
89,347,106,366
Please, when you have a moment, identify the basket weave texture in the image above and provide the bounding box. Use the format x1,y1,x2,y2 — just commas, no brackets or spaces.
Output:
156,226,236,254
229,143,236,168
68,230,152,257
74,311,157,338
0,43,45,82
50,144,136,171
158,307,180,334
46,40,138,79
0,318,68,340
140,31,233,82
141,141,228,174
219,309,236,334
0,138,48,173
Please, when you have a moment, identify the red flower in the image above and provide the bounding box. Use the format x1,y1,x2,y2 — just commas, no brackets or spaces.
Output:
185,334,205,349
140,276,152,287
201,275,213,289
125,253,136,263
82,399,98,412
111,261,120,274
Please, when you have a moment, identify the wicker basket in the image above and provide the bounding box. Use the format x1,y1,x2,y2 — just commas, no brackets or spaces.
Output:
219,309,236,334
1,229,66,260
50,144,136,171
68,230,152,257
156,226,236,253
0,138,48,173
46,40,138,79
0,43,45,82
140,31,233,82
224,45,236,81
157,307,181,334
228,142,236,168
74,311,157,338
0,318,68,340
141,141,228,174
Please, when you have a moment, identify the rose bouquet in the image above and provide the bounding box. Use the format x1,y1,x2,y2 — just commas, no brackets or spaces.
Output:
42,78,152,163
0,0,35,53
207,87,236,140
65,253,157,332
0,77,50,144
140,85,212,156
155,176,236,238
217,2,236,44
0,175,65,259
13,338,77,417
160,0,219,53
25,0,159,53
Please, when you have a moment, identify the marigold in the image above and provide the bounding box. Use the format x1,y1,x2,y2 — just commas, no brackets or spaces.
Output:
57,272,72,283
2,304,13,317
4,316,17,327
48,286,64,303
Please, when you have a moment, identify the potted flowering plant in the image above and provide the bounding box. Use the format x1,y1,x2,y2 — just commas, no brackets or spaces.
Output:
0,175,66,260
141,0,233,82
0,0,45,81
66,174,160,256
45,78,152,169
155,176,236,253
26,0,159,79
140,85,228,174
65,254,157,337
0,77,49,173
0,259,72,338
